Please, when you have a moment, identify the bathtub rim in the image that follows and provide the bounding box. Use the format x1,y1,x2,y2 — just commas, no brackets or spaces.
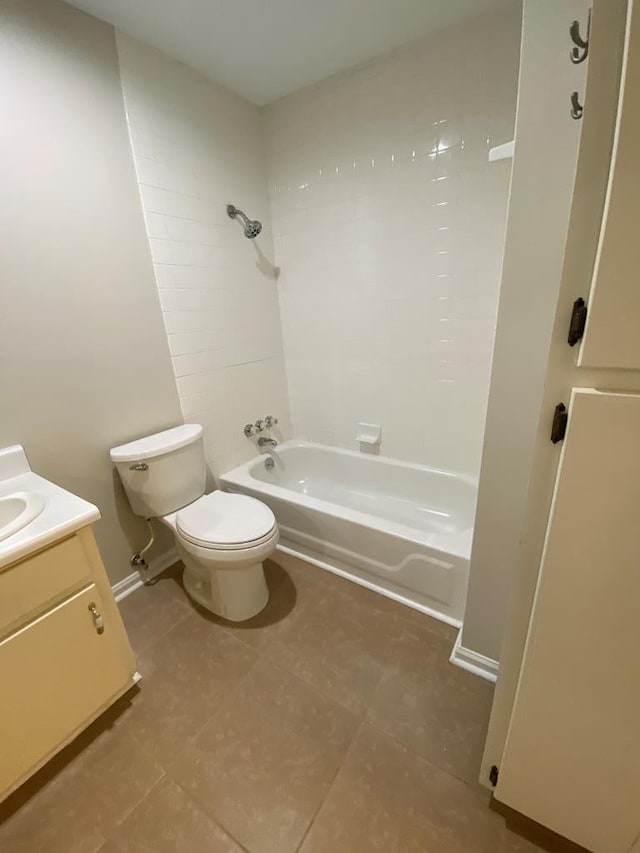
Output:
229,439,478,484
220,440,477,562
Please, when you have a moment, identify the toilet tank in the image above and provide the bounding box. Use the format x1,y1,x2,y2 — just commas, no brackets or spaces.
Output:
110,424,206,518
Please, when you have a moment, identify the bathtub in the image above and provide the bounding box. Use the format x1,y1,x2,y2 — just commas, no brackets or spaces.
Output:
220,441,476,625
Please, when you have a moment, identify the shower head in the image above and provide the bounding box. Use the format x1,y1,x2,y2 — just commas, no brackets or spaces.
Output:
226,203,262,239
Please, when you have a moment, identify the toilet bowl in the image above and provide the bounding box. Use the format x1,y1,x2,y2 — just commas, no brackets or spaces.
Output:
110,424,278,621
162,491,278,621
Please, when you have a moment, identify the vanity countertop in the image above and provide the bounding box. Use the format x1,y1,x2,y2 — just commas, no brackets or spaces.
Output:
0,445,100,570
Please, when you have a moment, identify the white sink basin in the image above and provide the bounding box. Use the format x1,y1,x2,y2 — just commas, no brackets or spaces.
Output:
0,491,46,543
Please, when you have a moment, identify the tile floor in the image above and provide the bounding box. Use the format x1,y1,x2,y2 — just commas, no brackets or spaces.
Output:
0,554,548,853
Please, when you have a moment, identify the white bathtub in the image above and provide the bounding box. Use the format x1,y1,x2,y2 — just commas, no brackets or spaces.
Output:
220,441,477,625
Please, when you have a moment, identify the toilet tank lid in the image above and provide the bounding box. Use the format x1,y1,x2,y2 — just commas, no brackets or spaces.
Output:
110,424,203,463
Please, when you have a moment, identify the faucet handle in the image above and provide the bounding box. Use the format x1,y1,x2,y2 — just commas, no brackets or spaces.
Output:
264,415,278,428
254,419,265,432
243,423,256,437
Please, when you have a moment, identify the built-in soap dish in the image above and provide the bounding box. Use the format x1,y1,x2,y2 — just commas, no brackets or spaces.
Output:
357,422,381,454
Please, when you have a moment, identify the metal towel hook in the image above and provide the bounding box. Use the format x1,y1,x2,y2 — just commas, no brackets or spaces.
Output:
570,10,590,64
570,91,584,120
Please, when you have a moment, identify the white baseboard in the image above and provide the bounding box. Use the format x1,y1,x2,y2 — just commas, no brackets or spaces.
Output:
111,572,143,602
449,628,499,683
112,547,180,602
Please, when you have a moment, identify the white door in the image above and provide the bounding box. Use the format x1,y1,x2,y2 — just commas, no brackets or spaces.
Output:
493,5,640,848
579,0,640,369
495,388,640,852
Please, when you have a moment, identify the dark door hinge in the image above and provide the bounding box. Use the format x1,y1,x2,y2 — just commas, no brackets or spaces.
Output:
568,297,587,346
551,403,568,444
489,765,499,787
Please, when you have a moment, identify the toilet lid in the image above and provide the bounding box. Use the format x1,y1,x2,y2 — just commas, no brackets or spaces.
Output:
176,491,276,549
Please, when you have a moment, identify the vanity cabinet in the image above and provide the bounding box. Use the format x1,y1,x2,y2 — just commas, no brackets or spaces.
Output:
0,527,137,802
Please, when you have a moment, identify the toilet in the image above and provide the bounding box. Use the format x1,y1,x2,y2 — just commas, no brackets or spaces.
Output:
110,424,278,621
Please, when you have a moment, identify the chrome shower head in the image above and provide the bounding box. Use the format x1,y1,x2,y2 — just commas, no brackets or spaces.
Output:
226,204,262,239
244,219,262,238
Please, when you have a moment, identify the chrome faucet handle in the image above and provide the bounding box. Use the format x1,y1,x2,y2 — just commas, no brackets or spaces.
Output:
255,419,265,432
243,423,256,437
258,437,278,447
264,415,278,428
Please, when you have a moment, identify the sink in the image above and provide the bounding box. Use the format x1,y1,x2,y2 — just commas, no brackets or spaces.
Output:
0,491,46,542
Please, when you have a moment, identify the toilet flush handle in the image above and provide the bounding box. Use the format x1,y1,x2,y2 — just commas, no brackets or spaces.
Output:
129,462,149,471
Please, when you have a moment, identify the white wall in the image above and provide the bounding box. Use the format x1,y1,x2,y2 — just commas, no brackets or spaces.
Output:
264,8,521,476
116,35,291,477
460,0,591,668
0,0,184,586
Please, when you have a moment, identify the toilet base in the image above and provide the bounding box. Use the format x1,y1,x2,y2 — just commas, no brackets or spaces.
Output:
181,556,269,622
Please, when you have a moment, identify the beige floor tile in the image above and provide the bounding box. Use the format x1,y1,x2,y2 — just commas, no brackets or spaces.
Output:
117,564,191,654
0,785,106,853
168,659,358,853
0,727,162,853
70,728,165,832
499,820,588,852
367,623,494,785
123,609,258,766
500,828,548,852
265,577,406,714
300,725,504,853
318,563,459,643
400,601,460,643
2,555,499,853
108,777,244,852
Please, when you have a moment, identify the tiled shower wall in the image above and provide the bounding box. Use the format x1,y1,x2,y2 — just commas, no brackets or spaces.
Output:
264,8,521,477
116,34,291,477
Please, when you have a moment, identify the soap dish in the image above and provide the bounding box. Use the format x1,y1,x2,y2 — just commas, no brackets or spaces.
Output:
357,422,381,450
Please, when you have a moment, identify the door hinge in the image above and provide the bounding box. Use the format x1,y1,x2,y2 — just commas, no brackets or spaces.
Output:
489,765,499,787
568,297,587,346
551,403,568,444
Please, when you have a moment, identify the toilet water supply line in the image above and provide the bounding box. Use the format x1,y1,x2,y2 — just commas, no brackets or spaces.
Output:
130,517,155,583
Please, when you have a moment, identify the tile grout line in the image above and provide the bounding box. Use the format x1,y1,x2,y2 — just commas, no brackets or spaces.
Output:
206,563,403,720
293,718,366,853
159,647,361,853
134,649,264,776
103,771,168,845
124,561,487,845
160,659,263,853
362,713,495,802
171,777,253,853
365,629,494,792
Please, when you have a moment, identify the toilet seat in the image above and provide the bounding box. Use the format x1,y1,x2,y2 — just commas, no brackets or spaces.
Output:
176,491,276,552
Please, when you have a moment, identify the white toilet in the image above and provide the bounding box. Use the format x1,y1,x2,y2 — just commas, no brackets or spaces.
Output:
110,424,278,621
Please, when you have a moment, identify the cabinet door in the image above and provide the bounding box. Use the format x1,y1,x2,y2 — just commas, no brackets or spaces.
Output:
579,0,640,369
0,585,136,800
495,389,640,852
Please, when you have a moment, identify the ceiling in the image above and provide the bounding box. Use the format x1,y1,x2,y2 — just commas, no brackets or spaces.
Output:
65,0,517,105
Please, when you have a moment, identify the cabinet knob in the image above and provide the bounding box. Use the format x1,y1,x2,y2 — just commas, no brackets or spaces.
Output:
88,602,104,635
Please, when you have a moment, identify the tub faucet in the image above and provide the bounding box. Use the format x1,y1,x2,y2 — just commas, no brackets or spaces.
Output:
258,436,278,448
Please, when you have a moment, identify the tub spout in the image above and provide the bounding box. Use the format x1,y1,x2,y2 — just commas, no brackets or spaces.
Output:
258,437,278,448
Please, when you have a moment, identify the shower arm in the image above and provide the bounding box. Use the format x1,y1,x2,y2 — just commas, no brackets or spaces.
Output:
227,204,249,225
